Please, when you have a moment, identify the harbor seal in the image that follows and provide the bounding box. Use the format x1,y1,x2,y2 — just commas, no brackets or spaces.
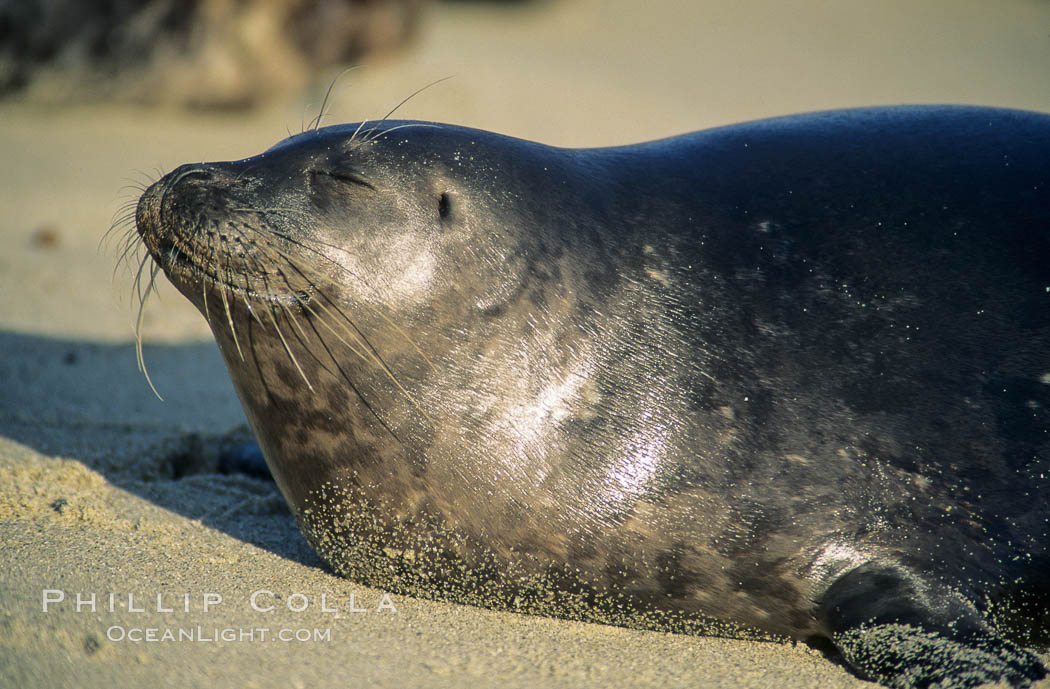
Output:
132,106,1050,688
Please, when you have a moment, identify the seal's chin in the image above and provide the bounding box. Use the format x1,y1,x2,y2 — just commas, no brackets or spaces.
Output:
154,237,313,310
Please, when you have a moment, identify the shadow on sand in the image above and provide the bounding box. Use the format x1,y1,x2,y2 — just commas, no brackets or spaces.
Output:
0,328,324,571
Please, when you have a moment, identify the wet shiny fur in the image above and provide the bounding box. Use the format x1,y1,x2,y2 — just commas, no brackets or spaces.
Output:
133,106,1050,688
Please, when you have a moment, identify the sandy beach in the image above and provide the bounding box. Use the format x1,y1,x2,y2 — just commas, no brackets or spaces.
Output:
2,0,1049,686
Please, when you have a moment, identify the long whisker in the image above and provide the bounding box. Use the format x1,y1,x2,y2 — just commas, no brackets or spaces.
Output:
268,226,437,370
283,292,404,443
132,246,155,312
300,284,434,426
348,118,372,146
111,225,144,283
278,289,314,344
343,77,450,148
255,237,434,425
134,258,164,401
300,296,371,364
218,266,244,360
235,206,438,373
310,66,360,132
267,303,314,391
247,250,324,390
356,122,441,149
377,76,454,126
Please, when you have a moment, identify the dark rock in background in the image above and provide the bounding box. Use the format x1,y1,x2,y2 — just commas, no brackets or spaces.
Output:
0,0,427,108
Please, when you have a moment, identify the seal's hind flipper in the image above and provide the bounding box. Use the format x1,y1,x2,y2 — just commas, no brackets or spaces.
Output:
832,624,1046,689
817,564,1047,688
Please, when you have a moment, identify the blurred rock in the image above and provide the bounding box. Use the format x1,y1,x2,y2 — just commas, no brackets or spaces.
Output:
0,0,427,109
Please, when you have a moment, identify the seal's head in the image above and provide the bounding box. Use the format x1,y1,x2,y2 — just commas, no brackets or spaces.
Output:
133,121,618,574
136,123,542,324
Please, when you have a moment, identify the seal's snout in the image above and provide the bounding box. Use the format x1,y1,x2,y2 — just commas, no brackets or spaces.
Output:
135,176,164,245
135,162,233,263
133,157,319,306
135,164,204,238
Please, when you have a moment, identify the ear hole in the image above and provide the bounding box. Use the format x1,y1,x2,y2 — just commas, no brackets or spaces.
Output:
438,192,451,219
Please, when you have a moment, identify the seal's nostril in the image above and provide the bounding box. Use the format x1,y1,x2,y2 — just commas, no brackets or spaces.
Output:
169,164,215,187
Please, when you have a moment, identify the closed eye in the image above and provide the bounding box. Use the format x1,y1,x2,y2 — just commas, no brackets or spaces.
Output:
310,169,376,190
